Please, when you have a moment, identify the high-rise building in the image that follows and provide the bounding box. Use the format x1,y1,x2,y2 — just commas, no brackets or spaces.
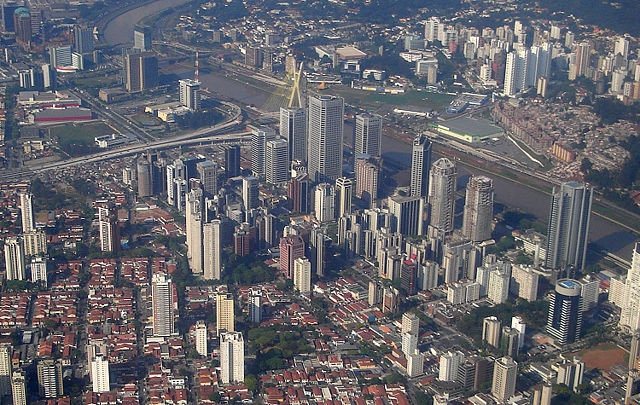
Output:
186,190,204,274
37,359,63,398
288,172,311,213
501,326,520,359
225,145,241,179
42,64,55,89
203,220,222,280
402,332,418,356
1,3,18,32
402,312,420,335
98,206,119,253
279,236,305,279
310,228,329,277
575,41,591,78
546,182,592,272
410,135,432,198
439,351,464,382
388,195,424,236
308,95,344,183
492,357,517,402
179,79,201,111
196,161,217,197
250,127,276,179
511,316,526,349
532,383,553,405
488,270,510,304
133,26,152,51
152,273,175,337
13,7,31,45
23,230,46,257
293,257,311,293
216,293,235,335
220,331,244,384
546,279,583,345
622,245,640,332
245,46,264,68
265,139,289,185
242,177,259,212
354,113,382,158
462,176,494,242
429,158,457,233
30,256,47,286
4,237,25,281
20,193,33,233
556,357,584,392
137,158,152,197
249,288,262,323
74,26,94,53
11,370,26,405
125,52,158,92
407,352,424,377
511,264,539,301
335,178,353,218
355,154,381,207
314,183,335,222
482,316,501,347
91,354,110,393
0,344,10,396
195,320,207,356
280,107,306,162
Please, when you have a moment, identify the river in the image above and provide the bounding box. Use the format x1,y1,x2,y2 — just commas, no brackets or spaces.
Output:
103,0,637,260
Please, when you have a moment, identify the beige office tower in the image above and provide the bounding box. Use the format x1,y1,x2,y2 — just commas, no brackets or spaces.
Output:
482,316,501,347
307,95,344,183
203,220,222,280
492,357,517,402
335,177,353,218
354,113,382,157
152,273,175,337
0,344,11,396
428,158,457,233
216,292,235,335
293,257,312,293
185,189,204,274
462,176,494,242
23,230,46,257
11,371,27,405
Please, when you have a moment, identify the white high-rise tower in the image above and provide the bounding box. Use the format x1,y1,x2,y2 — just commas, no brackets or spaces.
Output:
220,331,245,384
307,95,344,183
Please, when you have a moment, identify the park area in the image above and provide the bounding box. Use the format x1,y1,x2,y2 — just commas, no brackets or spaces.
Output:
572,342,628,370
49,121,116,156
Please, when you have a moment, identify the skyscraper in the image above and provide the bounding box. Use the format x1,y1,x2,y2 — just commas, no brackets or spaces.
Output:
125,52,158,92
137,158,152,197
308,95,344,183
91,354,110,393
621,243,640,332
23,230,46,257
13,7,31,45
73,26,94,53
250,127,276,179
545,182,592,272
195,320,207,356
0,344,10,396
249,288,262,323
428,158,457,233
133,26,152,51
216,293,235,335
98,206,119,253
546,279,583,345
220,331,244,384
20,192,33,233
491,357,517,402
402,312,420,335
279,235,305,279
186,189,203,274
11,371,26,405
179,79,201,111
355,154,381,207
310,228,329,277
4,237,25,281
225,145,241,179
37,359,63,398
293,257,311,293
482,316,501,347
196,161,217,197
242,177,259,212
152,273,175,337
265,139,289,185
203,220,222,280
410,134,432,198
314,183,335,223
354,113,382,158
462,176,494,242
335,177,353,218
280,107,306,162
388,195,424,236
30,256,47,286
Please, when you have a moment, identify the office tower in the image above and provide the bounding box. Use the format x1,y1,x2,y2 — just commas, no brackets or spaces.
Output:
49,45,72,67
242,177,259,212
293,257,311,293
1,3,18,32
186,190,204,274
152,273,175,337
410,134,432,198
20,193,33,233
545,182,592,272
510,265,539,301
98,206,118,252
462,176,494,242
195,320,207,356
125,52,158,92
511,316,526,349
179,79,201,111
310,228,329,277
482,316,501,347
615,36,630,59
280,107,306,162
196,161,217,197
354,113,382,157
279,235,305,279
245,46,264,67
220,331,244,384
0,344,10,396
368,280,384,306
137,158,152,197
216,293,235,335
133,26,152,51
73,26,93,54
439,351,464,382
401,259,418,295
492,357,517,402
488,270,510,304
407,352,424,377
575,41,591,77
174,179,188,212
203,220,222,280
335,178,353,218
42,64,55,89
265,139,289,185
4,237,25,281
546,279,583,345
225,145,241,179
288,172,311,213
13,7,30,45
556,357,584,392
37,359,63,398
250,127,276,179
11,371,26,405
30,256,47,286
308,95,344,183
502,326,520,359
71,52,84,70
402,332,418,356
314,183,335,222
91,354,110,393
429,158,456,233
402,312,419,335
388,195,424,236
249,289,262,323
355,154,381,207
532,383,552,405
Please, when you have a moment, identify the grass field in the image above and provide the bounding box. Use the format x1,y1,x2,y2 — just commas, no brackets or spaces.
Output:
49,122,115,146
75,74,119,89
325,86,455,110
572,342,627,370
